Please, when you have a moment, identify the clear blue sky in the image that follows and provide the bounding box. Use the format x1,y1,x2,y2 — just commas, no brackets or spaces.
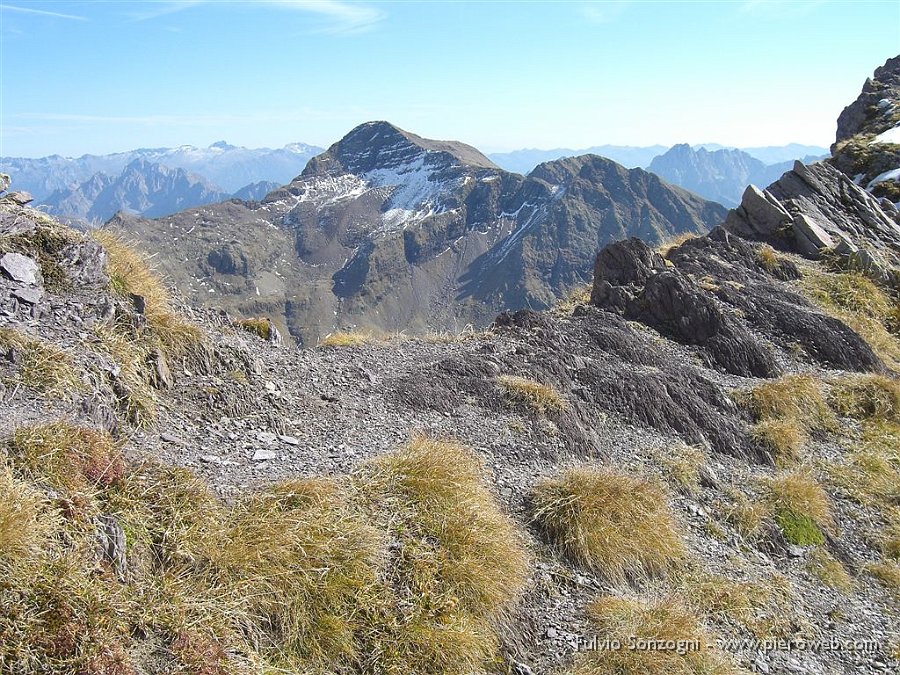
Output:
1,1,898,157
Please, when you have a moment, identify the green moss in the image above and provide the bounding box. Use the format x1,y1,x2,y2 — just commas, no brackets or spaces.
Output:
775,509,825,546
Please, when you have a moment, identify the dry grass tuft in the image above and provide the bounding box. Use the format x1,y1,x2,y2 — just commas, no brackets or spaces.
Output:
319,330,374,348
800,268,900,370
657,232,697,257
497,374,566,415
661,444,705,495
233,317,273,341
92,230,203,355
0,327,83,398
825,419,899,514
866,561,900,599
531,466,683,582
723,489,770,539
807,549,852,593
828,374,900,422
357,436,530,673
218,478,379,669
738,374,836,433
0,463,59,567
755,244,780,273
574,595,738,675
552,283,592,315
751,419,807,467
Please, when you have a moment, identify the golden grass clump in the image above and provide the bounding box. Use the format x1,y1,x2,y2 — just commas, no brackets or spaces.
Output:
755,244,780,273
866,561,900,599
828,374,900,422
657,232,697,257
497,374,566,415
679,569,794,639
358,437,530,673
91,229,203,356
0,464,59,567
234,317,273,341
319,330,372,348
751,419,806,467
217,478,379,670
0,327,83,398
800,268,900,370
739,374,836,432
766,470,833,546
531,466,683,582
574,595,738,675
806,549,852,593
9,422,124,495
825,419,899,512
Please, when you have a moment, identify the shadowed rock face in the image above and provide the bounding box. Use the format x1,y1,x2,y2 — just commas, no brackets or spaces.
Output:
589,231,883,377
107,123,725,344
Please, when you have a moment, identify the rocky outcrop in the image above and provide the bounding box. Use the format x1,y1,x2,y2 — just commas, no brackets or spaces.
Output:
724,161,900,286
589,231,884,376
830,56,900,200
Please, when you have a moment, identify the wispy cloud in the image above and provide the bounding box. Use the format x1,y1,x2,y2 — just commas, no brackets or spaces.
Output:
580,1,631,24
129,0,384,34
0,3,88,21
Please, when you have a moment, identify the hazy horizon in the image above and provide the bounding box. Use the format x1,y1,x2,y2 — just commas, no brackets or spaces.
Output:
1,1,897,158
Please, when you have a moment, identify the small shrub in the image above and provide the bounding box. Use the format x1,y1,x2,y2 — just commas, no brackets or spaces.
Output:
0,327,83,398
234,317,272,341
497,374,566,415
828,374,900,422
531,466,683,582
574,595,738,675
807,549,852,593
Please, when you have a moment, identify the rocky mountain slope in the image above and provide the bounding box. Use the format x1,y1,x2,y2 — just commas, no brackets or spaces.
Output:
0,115,898,675
108,121,726,344
648,144,823,207
0,140,322,201
830,55,900,201
40,158,233,224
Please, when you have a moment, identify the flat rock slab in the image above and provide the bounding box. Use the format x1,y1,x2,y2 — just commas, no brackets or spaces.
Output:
12,287,43,305
1,252,40,285
252,448,277,462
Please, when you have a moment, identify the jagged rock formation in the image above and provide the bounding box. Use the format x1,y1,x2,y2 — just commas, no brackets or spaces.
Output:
831,55,900,200
41,158,232,223
0,141,323,201
108,122,726,344
724,161,900,285
648,144,822,207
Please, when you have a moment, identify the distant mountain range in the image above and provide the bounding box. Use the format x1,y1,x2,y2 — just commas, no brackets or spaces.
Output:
106,121,726,344
0,141,323,201
488,143,828,175
647,144,827,207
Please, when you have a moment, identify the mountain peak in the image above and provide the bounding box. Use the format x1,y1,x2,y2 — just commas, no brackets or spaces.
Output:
303,121,499,177
209,140,236,150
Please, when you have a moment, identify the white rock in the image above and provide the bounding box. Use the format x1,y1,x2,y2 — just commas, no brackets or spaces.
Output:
252,448,277,462
1,252,40,285
256,431,278,444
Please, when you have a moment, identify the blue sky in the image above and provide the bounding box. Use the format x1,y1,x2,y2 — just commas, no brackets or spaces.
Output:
1,1,898,157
